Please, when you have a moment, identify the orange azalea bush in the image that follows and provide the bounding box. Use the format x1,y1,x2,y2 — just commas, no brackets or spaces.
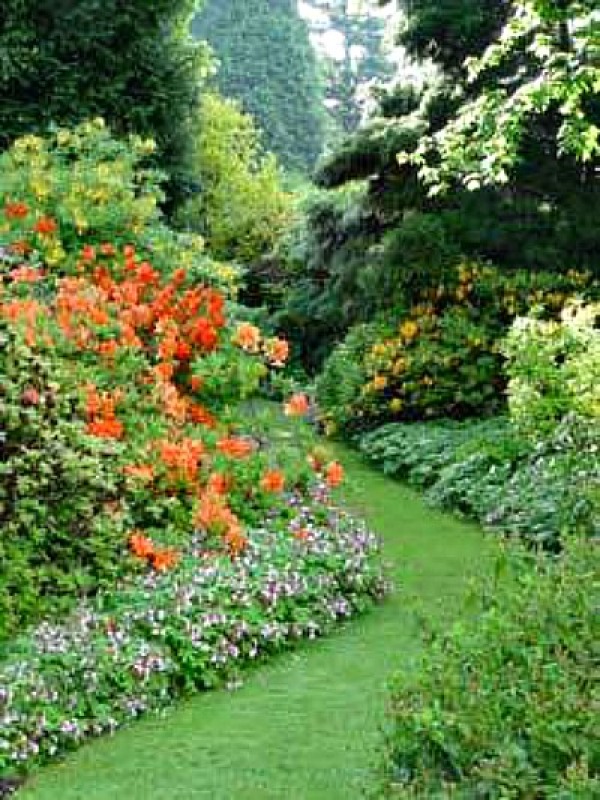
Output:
0,126,304,635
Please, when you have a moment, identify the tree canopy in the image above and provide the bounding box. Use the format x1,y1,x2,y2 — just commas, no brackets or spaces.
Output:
0,0,211,208
192,0,326,173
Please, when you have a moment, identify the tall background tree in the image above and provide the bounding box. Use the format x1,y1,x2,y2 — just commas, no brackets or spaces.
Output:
301,0,395,136
192,0,326,173
275,0,600,370
0,0,210,210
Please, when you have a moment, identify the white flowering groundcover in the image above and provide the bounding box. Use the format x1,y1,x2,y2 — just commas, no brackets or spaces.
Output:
0,486,387,781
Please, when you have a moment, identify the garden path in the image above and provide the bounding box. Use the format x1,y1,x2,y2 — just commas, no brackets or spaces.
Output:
22,446,494,800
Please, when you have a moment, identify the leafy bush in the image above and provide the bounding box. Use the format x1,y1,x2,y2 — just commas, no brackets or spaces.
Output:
178,92,292,265
361,415,599,547
317,263,596,433
0,322,126,639
273,184,383,372
379,537,599,798
503,300,600,439
0,487,386,780
0,0,210,208
0,120,238,291
315,321,392,435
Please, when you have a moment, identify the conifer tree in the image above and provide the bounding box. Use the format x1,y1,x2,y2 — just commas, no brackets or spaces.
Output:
192,0,326,172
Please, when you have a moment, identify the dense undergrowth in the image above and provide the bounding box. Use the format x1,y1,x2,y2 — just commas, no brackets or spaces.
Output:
378,536,599,798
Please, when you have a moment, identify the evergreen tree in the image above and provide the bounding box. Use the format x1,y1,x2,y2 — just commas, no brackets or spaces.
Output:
303,0,394,135
0,0,210,209
192,0,326,172
393,0,511,75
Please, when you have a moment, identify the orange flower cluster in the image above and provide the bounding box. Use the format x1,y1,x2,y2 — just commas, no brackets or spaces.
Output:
232,322,261,353
85,384,124,439
307,451,344,488
216,437,255,459
1,227,298,566
260,470,286,493
284,393,309,417
8,266,45,284
263,337,289,367
129,532,179,572
33,216,58,236
325,461,344,488
194,491,247,557
123,464,155,482
0,298,42,346
4,201,29,220
156,437,205,483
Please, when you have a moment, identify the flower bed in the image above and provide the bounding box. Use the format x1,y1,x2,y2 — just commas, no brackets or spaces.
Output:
0,485,386,779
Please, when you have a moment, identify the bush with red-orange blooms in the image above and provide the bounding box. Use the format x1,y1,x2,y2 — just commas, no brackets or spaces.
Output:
0,126,301,635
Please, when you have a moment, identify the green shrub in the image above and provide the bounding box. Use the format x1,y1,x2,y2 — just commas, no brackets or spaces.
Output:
0,322,125,640
503,300,600,439
315,320,392,435
177,92,292,265
379,537,600,797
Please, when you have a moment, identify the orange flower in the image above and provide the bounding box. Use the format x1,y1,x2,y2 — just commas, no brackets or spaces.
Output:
33,216,58,236
4,201,29,219
207,472,231,495
157,438,204,482
9,266,45,283
81,245,96,262
129,532,155,559
261,469,286,493
87,418,124,439
9,240,31,256
224,526,248,558
175,340,191,361
124,464,155,482
325,461,344,488
195,491,229,531
188,402,216,427
172,267,187,285
284,393,309,417
151,548,180,572
100,243,116,257
189,375,203,392
233,322,261,353
97,339,119,359
264,336,289,367
190,317,218,351
216,437,254,459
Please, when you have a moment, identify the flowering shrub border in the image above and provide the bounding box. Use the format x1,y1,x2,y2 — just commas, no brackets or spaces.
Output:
0,487,386,780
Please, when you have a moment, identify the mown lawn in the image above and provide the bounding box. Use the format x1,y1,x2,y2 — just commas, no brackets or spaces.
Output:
22,434,495,799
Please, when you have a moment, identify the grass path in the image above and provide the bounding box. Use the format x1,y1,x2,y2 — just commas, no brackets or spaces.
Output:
22,445,495,800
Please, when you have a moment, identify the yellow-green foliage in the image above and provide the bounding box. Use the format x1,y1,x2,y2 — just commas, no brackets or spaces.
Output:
503,300,600,438
183,93,292,263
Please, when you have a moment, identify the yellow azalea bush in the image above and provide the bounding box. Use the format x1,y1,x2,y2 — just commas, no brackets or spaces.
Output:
0,119,240,294
317,263,596,433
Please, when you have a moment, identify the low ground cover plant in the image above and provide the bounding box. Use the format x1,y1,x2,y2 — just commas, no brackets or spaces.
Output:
360,299,599,547
378,537,599,798
360,415,598,547
0,484,386,780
